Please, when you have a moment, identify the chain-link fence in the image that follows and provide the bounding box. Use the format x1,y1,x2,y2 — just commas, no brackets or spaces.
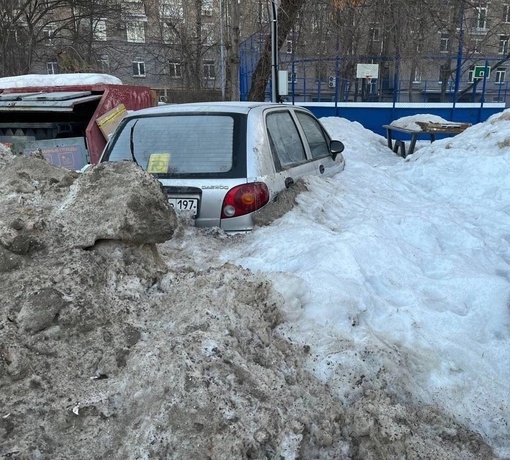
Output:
240,33,510,104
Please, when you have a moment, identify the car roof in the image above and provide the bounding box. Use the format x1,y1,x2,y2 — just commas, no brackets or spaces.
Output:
126,101,299,117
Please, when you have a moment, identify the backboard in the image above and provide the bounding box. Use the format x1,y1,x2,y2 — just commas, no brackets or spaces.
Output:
356,63,379,79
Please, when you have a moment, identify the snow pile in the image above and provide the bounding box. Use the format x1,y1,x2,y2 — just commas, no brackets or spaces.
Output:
389,113,450,131
0,73,122,89
209,113,510,458
0,154,496,459
0,144,14,169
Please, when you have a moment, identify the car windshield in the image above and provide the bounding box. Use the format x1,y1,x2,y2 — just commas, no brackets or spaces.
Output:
105,114,243,178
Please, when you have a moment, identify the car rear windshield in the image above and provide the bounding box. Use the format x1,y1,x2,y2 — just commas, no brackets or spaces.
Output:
103,113,246,178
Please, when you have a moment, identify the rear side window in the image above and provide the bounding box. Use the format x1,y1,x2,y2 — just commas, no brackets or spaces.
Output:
104,113,246,178
295,112,330,159
266,111,307,169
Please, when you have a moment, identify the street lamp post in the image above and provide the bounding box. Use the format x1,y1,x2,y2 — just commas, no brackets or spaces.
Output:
270,0,279,102
453,1,465,111
219,0,226,100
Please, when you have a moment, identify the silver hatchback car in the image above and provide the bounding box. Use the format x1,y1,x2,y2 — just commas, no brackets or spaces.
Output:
100,102,345,232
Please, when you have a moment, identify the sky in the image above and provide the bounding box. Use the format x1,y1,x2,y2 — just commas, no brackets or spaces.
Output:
213,111,510,458
1,73,508,456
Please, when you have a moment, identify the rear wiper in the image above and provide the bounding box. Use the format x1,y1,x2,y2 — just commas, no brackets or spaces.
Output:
129,120,139,166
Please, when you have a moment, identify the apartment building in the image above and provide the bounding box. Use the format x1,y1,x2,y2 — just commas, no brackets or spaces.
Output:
5,0,510,103
23,0,228,101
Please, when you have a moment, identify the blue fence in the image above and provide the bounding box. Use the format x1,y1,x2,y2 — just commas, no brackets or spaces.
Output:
295,102,505,137
279,76,509,105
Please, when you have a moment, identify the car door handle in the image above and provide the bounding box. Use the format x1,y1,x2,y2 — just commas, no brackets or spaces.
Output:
285,177,294,188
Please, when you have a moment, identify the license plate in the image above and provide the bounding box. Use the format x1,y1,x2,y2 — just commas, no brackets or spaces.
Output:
168,198,198,215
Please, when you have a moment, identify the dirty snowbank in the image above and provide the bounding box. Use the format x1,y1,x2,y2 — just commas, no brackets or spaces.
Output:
0,152,496,459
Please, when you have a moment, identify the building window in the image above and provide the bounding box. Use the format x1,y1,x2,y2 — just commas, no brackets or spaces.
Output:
472,38,483,53
43,26,55,46
162,23,178,44
169,61,182,78
98,55,110,72
286,37,293,54
315,62,327,80
439,33,449,53
202,0,213,16
202,23,214,45
160,0,183,19
132,60,146,77
257,0,269,23
47,61,58,74
439,63,450,82
504,5,510,22
203,60,215,79
475,5,488,29
93,18,107,41
499,35,509,54
122,0,145,16
496,67,507,83
127,21,145,43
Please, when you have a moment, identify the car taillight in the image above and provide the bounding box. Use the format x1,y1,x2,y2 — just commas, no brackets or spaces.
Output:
221,182,270,219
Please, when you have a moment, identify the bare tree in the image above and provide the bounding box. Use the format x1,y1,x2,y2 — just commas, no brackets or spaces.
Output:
246,0,377,101
248,0,306,101
331,0,370,101
59,0,120,72
226,0,241,100
0,0,74,76
152,0,219,92
0,0,124,76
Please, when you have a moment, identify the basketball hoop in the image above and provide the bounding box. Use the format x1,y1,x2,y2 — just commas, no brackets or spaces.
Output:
356,63,379,80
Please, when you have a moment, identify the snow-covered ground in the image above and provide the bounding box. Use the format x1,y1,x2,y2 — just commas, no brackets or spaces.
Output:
166,112,510,458
1,74,508,456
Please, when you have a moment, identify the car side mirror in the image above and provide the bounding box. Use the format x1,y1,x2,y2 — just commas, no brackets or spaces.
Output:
330,140,344,160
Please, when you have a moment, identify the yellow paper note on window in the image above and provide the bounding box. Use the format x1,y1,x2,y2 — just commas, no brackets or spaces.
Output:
147,153,171,173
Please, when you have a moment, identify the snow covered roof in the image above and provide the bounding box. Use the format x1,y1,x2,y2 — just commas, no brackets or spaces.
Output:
0,73,122,90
